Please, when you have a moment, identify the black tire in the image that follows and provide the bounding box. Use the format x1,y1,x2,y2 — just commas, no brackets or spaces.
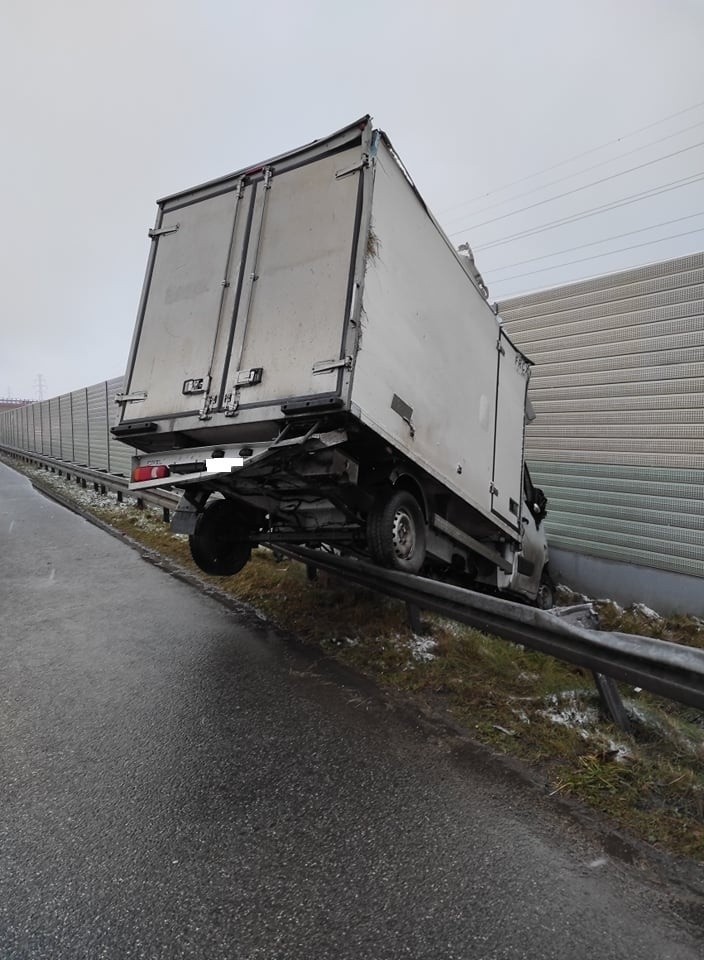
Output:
367,489,426,574
189,498,253,576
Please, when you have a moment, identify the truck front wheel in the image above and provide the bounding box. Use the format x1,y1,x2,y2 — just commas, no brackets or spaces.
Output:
368,489,427,574
189,499,253,576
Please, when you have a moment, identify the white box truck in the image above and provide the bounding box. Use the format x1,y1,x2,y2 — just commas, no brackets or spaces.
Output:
113,117,551,605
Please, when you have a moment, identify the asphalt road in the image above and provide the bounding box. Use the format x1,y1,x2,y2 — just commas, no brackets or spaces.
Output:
1,461,702,960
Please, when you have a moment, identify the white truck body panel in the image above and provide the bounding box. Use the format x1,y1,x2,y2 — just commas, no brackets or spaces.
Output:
352,139,527,535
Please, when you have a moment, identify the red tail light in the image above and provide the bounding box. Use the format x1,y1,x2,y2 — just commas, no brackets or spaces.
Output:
132,465,170,482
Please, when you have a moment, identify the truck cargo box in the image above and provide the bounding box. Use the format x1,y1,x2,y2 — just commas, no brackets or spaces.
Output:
114,117,550,603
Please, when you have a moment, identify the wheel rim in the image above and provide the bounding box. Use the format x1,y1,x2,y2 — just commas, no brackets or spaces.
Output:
392,507,417,561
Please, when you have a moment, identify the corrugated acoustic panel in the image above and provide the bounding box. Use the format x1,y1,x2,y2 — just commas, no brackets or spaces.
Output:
545,496,703,536
499,252,704,314
527,441,702,470
0,410,9,445
59,394,74,461
518,312,704,354
528,361,704,389
501,272,704,325
72,390,90,465
503,287,704,337
529,422,703,441
38,402,50,454
23,406,32,450
528,377,701,401
531,404,704,425
532,391,704,414
526,325,704,366
0,410,12,446
544,527,702,579
106,376,133,476
86,382,109,470
526,457,704,578
49,398,62,458
530,460,703,490
15,408,24,449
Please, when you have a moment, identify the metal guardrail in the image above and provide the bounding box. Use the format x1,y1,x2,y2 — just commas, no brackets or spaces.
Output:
282,546,704,713
3,443,703,716
0,445,179,518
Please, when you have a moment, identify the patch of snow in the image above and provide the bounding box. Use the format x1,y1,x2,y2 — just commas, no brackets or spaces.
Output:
407,635,438,663
542,692,598,729
631,602,662,621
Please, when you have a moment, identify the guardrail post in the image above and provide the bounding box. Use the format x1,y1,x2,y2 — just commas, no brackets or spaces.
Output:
162,507,170,523
406,602,428,635
592,673,631,732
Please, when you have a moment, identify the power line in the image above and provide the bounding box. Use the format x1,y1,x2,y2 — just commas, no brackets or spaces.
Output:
451,139,704,234
486,212,704,273
436,97,704,215
470,171,704,251
442,118,704,225
490,226,704,285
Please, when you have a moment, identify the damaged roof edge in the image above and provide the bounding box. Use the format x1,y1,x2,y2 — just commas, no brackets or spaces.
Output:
157,115,372,205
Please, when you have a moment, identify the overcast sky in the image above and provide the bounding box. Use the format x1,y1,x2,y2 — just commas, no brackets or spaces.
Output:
2,0,704,400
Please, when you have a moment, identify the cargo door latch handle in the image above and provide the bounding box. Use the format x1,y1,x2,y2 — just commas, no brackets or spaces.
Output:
115,391,147,404
312,357,352,375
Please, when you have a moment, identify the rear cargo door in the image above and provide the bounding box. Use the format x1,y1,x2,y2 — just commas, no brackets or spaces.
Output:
124,184,251,420
220,144,364,412
491,330,530,531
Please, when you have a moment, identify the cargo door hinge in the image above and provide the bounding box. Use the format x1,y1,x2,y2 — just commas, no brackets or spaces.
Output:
489,482,499,497
198,395,217,420
335,154,371,179
223,368,263,416
312,356,353,375
115,391,147,404
223,389,240,417
148,223,179,238
496,339,505,356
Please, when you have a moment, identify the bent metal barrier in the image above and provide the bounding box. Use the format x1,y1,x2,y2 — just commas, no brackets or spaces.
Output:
2,443,703,717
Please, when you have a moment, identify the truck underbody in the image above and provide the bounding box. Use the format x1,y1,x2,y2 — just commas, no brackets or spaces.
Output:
127,410,551,605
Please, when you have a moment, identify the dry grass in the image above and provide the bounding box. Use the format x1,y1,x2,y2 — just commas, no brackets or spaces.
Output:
7,456,704,862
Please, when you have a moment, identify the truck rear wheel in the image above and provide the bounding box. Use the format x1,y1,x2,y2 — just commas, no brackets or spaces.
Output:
189,499,253,576
368,489,427,574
